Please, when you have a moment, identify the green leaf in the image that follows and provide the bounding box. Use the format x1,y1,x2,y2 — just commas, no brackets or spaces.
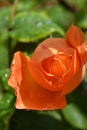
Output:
0,8,11,70
0,7,11,33
0,68,15,130
85,31,87,41
0,119,6,130
84,65,87,82
0,69,15,116
62,103,87,129
0,30,9,44
16,1,36,12
62,85,87,129
0,69,12,92
45,6,74,30
0,92,14,111
65,0,87,10
38,110,62,121
77,15,87,29
10,12,64,42
0,91,15,129
0,43,9,70
9,110,66,130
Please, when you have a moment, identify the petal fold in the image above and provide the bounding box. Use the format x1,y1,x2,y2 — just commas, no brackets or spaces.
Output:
8,51,66,110
62,65,86,95
66,24,86,66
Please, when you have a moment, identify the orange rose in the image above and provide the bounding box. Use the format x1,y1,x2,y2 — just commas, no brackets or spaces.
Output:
8,25,87,110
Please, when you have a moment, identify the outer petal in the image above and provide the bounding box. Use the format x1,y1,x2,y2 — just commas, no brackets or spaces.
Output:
8,51,66,110
58,49,80,90
61,65,86,95
31,38,71,64
66,24,86,65
66,25,85,47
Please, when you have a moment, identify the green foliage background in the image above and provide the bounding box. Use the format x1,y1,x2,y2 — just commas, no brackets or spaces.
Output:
0,0,87,130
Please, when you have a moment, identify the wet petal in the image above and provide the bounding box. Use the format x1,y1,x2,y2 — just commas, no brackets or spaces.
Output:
8,51,66,110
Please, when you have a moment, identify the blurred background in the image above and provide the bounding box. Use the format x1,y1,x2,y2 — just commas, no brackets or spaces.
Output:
0,0,87,130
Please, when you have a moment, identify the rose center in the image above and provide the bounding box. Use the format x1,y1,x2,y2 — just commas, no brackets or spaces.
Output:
42,53,72,79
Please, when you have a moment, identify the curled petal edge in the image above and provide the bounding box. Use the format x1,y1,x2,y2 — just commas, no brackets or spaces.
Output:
8,51,66,110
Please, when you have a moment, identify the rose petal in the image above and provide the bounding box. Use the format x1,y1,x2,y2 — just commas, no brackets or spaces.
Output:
61,65,86,95
31,38,71,65
8,51,66,110
29,57,63,91
66,24,85,47
66,24,86,65
31,47,80,91
29,38,74,91
56,49,80,93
